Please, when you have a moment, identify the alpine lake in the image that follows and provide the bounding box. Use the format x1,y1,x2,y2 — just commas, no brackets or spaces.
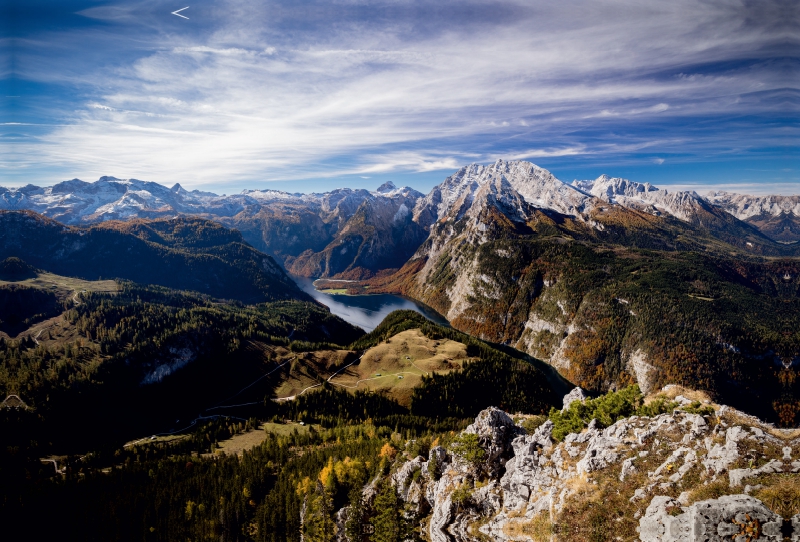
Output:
291,275,448,332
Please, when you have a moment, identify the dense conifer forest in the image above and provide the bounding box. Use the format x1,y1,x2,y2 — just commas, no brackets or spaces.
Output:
0,210,798,540
0,276,566,540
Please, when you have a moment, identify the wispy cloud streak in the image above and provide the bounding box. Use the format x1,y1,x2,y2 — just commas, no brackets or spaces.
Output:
1,0,797,190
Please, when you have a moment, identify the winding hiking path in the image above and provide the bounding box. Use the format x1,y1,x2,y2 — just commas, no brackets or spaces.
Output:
328,370,421,390
274,354,364,402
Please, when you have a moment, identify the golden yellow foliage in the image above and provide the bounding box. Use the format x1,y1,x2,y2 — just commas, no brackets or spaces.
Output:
318,457,336,490
379,442,397,460
333,457,366,487
296,476,314,497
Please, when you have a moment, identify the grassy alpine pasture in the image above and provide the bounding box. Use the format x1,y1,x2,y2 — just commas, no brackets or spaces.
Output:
272,329,474,406
0,272,118,299
210,422,314,457
327,329,472,406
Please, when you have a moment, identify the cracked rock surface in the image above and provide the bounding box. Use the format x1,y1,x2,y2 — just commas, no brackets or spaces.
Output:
342,386,800,542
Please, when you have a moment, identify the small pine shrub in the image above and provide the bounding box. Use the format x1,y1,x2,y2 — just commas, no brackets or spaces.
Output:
518,415,547,434
548,385,682,441
449,433,486,468
682,401,715,417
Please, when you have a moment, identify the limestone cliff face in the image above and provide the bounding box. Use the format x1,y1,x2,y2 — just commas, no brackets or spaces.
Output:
284,187,428,279
356,389,800,542
347,162,800,419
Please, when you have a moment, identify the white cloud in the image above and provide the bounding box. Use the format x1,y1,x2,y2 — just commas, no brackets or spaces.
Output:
504,147,588,160
5,0,797,190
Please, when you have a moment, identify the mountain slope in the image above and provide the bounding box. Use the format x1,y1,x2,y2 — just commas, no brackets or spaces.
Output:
321,161,800,423
0,211,306,303
706,191,800,243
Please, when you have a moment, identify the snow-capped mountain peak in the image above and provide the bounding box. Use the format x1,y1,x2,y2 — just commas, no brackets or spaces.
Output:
376,181,397,193
413,159,592,225
571,174,708,221
573,175,660,202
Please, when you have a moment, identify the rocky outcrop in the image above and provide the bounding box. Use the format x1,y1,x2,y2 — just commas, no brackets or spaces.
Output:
462,407,525,478
639,494,793,542
392,455,427,508
368,388,800,542
561,387,587,410
334,506,349,542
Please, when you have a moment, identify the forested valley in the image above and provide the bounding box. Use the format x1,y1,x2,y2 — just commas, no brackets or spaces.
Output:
0,269,564,540
1,207,799,541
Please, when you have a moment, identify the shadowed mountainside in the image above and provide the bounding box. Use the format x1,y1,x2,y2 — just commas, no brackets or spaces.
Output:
0,211,307,303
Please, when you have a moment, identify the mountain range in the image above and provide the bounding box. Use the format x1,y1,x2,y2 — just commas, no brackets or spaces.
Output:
2,162,800,541
2,161,798,422
2,163,798,280
317,161,800,421
0,178,428,279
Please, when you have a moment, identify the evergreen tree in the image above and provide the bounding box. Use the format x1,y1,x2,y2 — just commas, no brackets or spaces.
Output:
371,481,401,542
344,486,364,542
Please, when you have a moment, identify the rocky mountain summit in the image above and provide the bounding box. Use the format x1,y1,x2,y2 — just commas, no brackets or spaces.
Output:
342,386,800,541
412,161,591,225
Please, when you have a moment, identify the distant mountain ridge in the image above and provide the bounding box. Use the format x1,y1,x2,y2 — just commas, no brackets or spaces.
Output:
706,191,800,243
2,165,797,281
0,177,427,279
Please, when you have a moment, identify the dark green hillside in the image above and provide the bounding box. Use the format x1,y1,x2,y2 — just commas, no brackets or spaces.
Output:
0,285,62,335
0,283,364,451
0,257,38,281
0,211,307,303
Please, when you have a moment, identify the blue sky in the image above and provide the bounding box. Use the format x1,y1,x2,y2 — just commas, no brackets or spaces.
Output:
1,0,797,195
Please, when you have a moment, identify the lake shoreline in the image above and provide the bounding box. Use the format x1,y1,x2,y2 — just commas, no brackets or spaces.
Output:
290,274,449,331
